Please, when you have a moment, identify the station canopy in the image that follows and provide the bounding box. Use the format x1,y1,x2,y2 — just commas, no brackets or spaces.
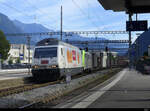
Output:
98,0,150,13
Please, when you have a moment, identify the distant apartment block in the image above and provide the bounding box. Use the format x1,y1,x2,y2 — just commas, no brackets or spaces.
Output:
8,44,34,64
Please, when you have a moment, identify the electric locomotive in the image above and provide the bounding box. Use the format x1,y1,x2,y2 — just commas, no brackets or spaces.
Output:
32,38,83,81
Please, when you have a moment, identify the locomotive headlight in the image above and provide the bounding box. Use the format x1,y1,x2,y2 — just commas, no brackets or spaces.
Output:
48,65,58,68
32,65,39,69
51,65,57,68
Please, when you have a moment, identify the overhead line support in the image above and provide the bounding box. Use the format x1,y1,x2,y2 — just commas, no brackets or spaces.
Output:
5,31,128,37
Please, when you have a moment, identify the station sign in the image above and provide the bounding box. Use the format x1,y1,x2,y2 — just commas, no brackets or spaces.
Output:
126,20,148,31
20,54,24,60
20,54,24,56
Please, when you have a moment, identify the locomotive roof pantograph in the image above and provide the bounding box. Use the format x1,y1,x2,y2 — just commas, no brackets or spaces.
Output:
36,38,80,50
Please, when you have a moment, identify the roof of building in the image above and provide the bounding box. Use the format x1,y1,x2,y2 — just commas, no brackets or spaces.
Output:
11,44,34,50
11,44,20,49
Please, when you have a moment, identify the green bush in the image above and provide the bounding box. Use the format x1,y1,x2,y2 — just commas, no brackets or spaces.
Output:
8,57,13,65
0,30,10,60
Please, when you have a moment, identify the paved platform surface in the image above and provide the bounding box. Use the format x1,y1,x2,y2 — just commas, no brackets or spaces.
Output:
53,68,150,108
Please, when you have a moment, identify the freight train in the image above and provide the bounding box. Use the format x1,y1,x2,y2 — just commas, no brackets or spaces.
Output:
31,38,118,81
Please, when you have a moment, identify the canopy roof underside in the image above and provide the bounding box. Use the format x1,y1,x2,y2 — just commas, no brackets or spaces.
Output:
98,0,150,13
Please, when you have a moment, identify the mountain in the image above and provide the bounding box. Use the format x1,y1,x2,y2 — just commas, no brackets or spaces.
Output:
0,13,23,33
0,13,28,44
13,20,55,43
0,13,53,44
0,12,127,55
13,20,53,33
0,12,107,44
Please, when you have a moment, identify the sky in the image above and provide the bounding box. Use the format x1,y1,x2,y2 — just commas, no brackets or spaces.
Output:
0,0,150,42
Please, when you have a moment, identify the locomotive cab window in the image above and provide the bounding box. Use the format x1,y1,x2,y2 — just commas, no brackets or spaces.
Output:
34,47,57,58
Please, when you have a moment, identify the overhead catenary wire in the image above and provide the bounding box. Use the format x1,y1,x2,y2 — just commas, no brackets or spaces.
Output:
87,1,104,26
24,0,58,30
57,0,98,31
25,0,59,24
0,2,31,18
87,1,129,39
86,1,110,39
87,0,89,18
0,1,57,30
73,0,110,39
71,0,100,31
72,0,100,30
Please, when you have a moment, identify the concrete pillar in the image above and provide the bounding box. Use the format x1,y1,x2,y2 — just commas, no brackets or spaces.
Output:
148,45,150,57
0,54,1,70
129,13,133,68
66,74,71,84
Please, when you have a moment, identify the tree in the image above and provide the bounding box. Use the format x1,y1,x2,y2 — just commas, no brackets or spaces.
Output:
143,51,148,56
8,57,13,65
0,30,10,61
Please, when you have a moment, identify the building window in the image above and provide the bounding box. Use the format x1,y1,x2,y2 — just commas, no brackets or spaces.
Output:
61,48,63,55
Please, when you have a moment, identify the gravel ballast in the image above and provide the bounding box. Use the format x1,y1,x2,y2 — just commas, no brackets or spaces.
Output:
0,68,121,108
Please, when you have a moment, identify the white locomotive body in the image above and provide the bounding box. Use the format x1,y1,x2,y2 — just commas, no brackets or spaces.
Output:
32,38,83,81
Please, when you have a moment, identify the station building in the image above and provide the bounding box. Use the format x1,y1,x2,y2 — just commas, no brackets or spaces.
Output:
7,44,34,64
130,28,150,62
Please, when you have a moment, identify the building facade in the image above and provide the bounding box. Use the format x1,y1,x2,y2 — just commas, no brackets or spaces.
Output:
7,44,34,64
130,29,150,62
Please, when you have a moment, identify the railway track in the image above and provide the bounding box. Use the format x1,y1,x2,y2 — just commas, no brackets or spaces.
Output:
0,68,101,98
0,68,99,98
0,68,121,99
17,68,122,109
0,80,60,98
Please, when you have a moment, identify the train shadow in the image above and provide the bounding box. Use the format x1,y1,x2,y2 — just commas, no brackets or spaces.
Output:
116,98,150,102
126,65,150,75
23,77,36,84
135,67,150,75
22,77,56,84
